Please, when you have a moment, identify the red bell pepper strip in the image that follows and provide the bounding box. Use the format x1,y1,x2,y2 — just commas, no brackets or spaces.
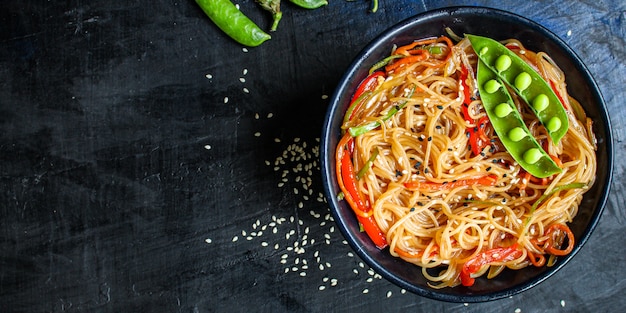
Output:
404,174,498,192
350,71,385,103
460,64,491,156
459,243,522,287
342,71,385,126
336,133,388,249
549,80,567,110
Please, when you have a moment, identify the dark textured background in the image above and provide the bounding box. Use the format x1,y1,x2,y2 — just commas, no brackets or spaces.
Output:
1,0,624,312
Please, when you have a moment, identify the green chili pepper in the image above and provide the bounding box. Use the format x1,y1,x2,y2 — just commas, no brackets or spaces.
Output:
256,0,282,32
348,85,416,137
289,0,328,9
467,34,569,144
196,0,271,47
476,59,561,178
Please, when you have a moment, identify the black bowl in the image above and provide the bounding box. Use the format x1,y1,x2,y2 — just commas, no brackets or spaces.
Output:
321,6,613,302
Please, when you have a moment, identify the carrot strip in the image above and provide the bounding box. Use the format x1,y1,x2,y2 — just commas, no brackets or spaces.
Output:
394,38,438,55
545,223,575,256
404,174,498,192
527,250,546,267
385,52,429,73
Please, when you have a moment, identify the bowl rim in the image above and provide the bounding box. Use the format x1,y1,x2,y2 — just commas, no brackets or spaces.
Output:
321,6,613,302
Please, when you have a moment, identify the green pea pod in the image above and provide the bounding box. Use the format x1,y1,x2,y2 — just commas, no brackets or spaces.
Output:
289,0,328,9
467,34,568,144
196,0,271,47
477,59,561,178
256,0,282,32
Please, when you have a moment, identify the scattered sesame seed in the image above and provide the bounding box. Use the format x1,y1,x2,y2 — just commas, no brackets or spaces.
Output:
267,113,273,118
319,285,326,291
321,94,328,99
560,300,565,307
243,68,248,75
239,77,246,83
203,144,211,150
243,87,249,93
204,238,212,244
232,236,238,242
223,97,229,103
386,291,392,298
514,308,521,313
242,47,248,52
254,132,261,137
205,74,212,79
362,289,369,294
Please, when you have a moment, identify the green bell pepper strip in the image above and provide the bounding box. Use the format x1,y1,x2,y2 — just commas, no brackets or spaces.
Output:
467,34,569,144
348,85,416,137
289,0,328,9
524,182,587,226
356,148,379,180
256,0,282,32
476,59,561,178
196,0,271,47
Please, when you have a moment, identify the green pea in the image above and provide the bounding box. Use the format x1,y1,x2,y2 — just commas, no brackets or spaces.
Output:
523,148,543,164
484,79,501,94
546,117,562,132
514,72,532,92
532,94,550,113
494,103,513,118
495,55,512,72
479,46,489,56
508,127,527,142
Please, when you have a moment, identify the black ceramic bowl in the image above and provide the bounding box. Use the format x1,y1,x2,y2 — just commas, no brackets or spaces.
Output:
321,6,613,302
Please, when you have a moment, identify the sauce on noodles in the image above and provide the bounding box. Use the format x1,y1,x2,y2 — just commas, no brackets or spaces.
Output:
335,35,596,288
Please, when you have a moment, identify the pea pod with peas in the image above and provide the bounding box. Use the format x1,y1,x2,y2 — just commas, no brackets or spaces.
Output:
476,59,561,178
467,34,569,144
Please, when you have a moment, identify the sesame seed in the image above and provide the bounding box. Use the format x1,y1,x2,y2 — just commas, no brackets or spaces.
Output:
560,300,565,307
243,68,248,75
205,74,212,79
514,309,521,313
362,289,369,294
386,291,392,298
299,272,306,277
319,285,326,291
203,144,211,150
243,87,249,93
223,97,229,103
204,238,212,244
232,236,238,242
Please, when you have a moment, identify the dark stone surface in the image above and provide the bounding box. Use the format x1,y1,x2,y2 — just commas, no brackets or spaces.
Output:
1,0,624,312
